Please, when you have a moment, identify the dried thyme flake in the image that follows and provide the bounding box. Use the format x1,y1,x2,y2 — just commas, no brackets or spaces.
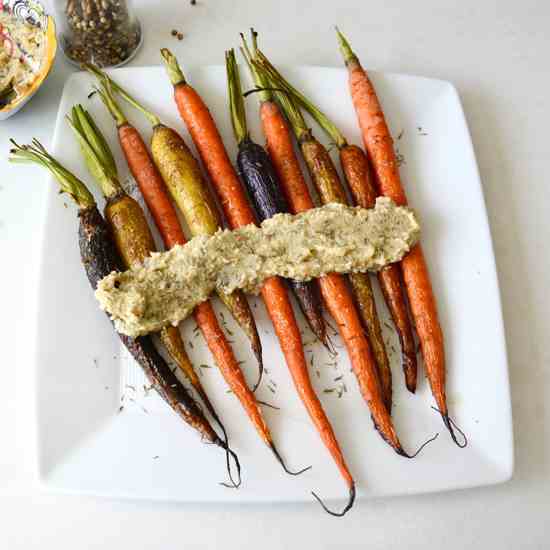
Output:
323,388,335,394
396,154,406,167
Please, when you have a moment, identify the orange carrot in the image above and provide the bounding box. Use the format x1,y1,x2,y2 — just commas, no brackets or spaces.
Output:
162,47,355,515
95,81,291,471
258,92,402,453
336,28,465,446
85,63,264,381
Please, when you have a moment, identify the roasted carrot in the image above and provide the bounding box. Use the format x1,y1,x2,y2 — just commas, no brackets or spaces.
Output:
84,64,264,385
257,59,416,454
226,48,327,347
162,47,355,515
258,47,417,394
95,87,294,470
67,103,219,420
92,79,286,467
9,140,240,486
336,28,465,446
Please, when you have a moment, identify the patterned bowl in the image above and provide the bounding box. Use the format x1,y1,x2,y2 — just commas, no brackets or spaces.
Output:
0,0,57,120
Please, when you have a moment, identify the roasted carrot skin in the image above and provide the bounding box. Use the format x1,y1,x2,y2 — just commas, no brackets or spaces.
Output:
236,136,327,345
163,49,355,503
136,124,271,444
378,265,417,392
261,275,353,485
79,205,220,442
298,135,392,412
298,134,401,447
118,124,183,248
338,31,454,437
103,190,203,395
340,144,417,393
149,124,263,372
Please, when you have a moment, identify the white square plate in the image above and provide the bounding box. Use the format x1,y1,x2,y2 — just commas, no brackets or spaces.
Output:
34,65,513,504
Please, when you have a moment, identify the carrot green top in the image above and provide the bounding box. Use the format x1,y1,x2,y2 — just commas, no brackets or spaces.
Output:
95,79,128,128
85,63,161,128
240,29,271,103
67,104,121,199
225,48,248,145
253,59,310,143
161,48,187,87
335,27,358,66
255,50,347,149
9,139,96,209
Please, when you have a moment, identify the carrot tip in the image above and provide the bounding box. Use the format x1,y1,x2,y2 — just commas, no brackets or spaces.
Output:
269,442,312,476
311,483,355,517
217,438,242,489
398,431,439,459
431,407,468,448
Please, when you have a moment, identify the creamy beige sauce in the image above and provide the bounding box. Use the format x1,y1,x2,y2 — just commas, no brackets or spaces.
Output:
97,198,420,337
0,10,45,104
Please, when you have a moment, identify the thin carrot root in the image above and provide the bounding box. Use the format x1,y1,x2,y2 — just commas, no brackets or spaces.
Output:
432,407,468,448
269,442,312,476
397,431,440,458
218,439,242,489
312,483,356,517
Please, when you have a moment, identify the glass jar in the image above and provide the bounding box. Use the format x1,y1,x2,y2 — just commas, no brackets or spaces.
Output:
54,0,142,67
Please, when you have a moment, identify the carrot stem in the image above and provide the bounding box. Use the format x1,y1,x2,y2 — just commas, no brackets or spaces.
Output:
335,26,357,65
84,64,160,127
225,48,248,145
9,139,96,209
255,50,347,149
66,105,120,198
160,47,187,86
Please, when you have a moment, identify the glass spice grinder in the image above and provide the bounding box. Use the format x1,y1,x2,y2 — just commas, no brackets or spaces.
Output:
54,0,142,67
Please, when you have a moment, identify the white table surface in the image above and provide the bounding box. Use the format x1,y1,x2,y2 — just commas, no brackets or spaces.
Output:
1,1,548,548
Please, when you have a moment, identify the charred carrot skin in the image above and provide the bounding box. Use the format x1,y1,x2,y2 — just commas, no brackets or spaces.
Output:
10,140,242,487
66,103,204,412
12,141,214,439
93,82,276,467
235,137,327,346
79,205,221,440
226,46,323,347
340,145,417,393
